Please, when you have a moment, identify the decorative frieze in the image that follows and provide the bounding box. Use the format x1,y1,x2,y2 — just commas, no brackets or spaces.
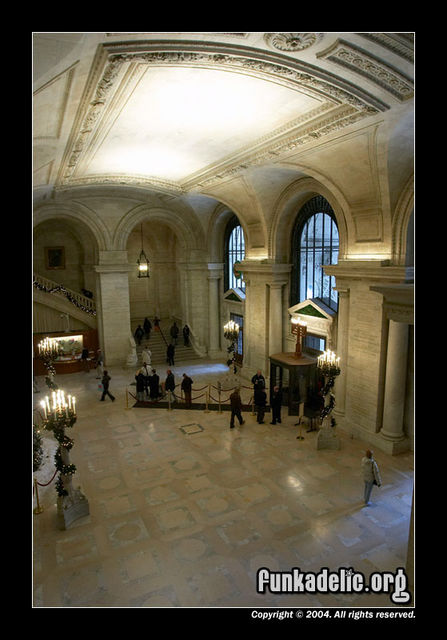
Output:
317,39,414,101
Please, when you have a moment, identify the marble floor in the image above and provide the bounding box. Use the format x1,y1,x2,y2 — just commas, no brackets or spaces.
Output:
32,360,414,609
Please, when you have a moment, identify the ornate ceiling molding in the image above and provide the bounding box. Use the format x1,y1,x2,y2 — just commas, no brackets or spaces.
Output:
317,39,414,101
57,41,389,193
357,33,414,63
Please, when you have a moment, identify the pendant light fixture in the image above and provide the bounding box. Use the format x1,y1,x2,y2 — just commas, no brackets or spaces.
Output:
137,223,150,278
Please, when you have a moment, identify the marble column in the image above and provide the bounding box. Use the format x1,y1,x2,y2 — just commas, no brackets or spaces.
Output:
208,263,223,358
94,252,133,367
380,319,409,452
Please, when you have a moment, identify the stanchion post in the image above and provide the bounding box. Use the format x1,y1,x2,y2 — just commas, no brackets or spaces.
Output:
33,478,44,515
205,387,210,413
125,387,130,410
168,392,172,411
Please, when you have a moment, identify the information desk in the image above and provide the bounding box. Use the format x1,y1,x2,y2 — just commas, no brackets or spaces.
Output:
269,352,319,416
33,329,98,376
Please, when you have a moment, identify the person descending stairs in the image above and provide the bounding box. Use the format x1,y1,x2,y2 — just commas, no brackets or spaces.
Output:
131,318,201,366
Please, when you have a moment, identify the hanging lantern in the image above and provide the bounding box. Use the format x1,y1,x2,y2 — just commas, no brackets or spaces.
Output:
137,223,150,278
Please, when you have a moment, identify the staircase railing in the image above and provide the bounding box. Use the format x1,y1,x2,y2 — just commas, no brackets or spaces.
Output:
33,273,97,316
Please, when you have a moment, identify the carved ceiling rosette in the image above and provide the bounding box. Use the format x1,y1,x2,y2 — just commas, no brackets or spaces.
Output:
264,33,324,52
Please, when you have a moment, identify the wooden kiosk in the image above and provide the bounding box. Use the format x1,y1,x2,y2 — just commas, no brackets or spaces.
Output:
269,352,318,417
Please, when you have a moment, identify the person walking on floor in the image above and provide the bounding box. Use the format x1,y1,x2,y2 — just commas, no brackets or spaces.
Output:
141,362,151,398
100,370,115,402
362,449,382,505
229,387,245,429
95,349,104,379
254,385,267,424
167,342,175,366
181,373,193,407
135,369,146,402
270,385,282,424
165,369,176,404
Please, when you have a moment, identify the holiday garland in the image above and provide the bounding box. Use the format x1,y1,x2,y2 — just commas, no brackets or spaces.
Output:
43,411,77,497
33,279,97,316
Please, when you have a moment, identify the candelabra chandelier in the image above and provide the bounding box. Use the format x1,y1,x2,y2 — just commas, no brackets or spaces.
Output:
38,337,62,388
317,349,341,423
40,390,77,497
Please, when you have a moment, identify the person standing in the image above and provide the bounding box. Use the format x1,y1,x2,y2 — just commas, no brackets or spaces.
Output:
165,369,176,404
167,343,175,366
100,370,115,402
135,369,146,402
229,388,245,429
143,317,152,340
149,368,160,400
270,385,282,425
254,385,267,424
183,324,190,347
181,373,193,407
154,316,160,331
95,349,104,379
141,362,151,398
170,322,179,346
251,370,265,392
362,449,382,505
81,346,90,372
141,347,152,368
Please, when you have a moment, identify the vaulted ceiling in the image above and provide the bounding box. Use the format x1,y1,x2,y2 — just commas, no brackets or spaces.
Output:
33,32,414,204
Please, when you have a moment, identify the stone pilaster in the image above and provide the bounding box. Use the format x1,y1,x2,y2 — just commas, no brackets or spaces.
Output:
208,263,224,358
94,251,133,367
332,287,350,418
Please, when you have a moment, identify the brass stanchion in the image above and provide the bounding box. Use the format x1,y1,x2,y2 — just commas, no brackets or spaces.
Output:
33,478,44,515
204,386,210,413
168,392,172,411
125,387,130,410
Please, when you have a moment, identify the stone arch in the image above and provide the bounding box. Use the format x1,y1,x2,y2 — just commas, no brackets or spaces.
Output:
207,202,243,263
269,175,350,263
33,201,110,255
112,202,206,257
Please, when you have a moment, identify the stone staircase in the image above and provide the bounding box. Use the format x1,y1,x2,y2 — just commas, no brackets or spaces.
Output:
131,319,202,366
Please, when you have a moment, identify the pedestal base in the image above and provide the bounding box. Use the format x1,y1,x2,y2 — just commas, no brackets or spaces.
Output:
316,424,341,450
57,487,90,530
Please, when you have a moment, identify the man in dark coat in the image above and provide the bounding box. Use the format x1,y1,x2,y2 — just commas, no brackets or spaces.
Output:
254,386,267,424
143,317,152,339
181,373,193,407
270,385,282,425
100,370,115,402
148,369,160,400
183,324,190,346
135,370,146,402
167,343,175,366
170,322,179,345
134,325,144,345
251,370,265,392
165,369,176,404
229,388,245,429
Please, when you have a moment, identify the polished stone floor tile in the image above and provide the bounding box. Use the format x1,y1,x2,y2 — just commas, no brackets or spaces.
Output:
33,362,414,608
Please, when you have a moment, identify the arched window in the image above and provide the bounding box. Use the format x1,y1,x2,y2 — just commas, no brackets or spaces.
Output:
224,215,245,292
290,196,339,311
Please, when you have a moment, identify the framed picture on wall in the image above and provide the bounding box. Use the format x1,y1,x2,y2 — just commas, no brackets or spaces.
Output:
45,247,65,270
